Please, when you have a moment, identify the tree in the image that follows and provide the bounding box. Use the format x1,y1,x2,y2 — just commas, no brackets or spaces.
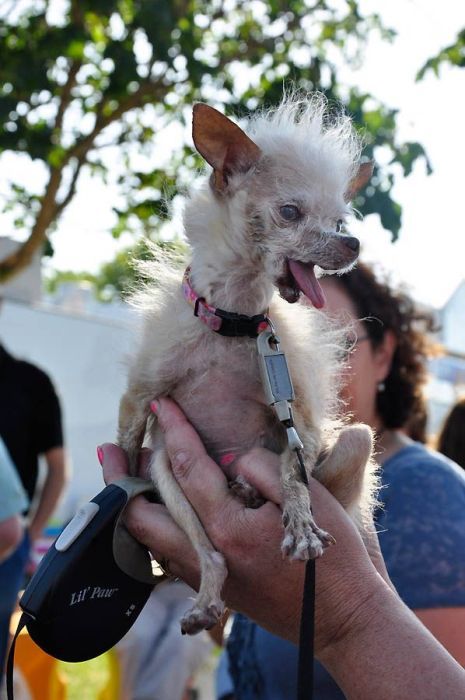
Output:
0,0,430,285
416,28,465,80
45,238,187,299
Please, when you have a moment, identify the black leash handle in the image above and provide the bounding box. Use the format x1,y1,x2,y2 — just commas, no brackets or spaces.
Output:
297,558,315,700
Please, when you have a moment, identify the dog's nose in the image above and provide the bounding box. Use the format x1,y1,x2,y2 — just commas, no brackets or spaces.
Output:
343,236,360,253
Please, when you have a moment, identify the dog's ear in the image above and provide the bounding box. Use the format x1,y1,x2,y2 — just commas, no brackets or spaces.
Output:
192,104,261,192
345,161,374,202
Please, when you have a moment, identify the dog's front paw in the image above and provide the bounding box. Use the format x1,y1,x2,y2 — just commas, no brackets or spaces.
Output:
230,475,265,508
180,602,223,635
281,510,336,560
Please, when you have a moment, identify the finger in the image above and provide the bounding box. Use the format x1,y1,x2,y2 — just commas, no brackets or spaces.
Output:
98,443,152,482
98,438,201,589
154,397,237,518
233,448,282,504
98,443,129,484
124,497,201,589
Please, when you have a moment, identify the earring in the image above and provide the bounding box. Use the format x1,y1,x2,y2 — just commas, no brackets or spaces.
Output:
378,381,386,392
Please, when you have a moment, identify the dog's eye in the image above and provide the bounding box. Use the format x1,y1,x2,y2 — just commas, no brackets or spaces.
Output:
336,219,344,233
280,205,300,222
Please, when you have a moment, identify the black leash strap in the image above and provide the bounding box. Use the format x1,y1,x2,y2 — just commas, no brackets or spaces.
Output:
297,558,315,700
6,613,29,700
295,451,315,699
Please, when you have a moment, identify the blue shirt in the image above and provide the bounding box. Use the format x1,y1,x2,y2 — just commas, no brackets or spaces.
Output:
0,436,28,523
219,443,465,699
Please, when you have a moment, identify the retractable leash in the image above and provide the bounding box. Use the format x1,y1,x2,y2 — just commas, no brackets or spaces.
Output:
6,477,164,700
257,324,315,700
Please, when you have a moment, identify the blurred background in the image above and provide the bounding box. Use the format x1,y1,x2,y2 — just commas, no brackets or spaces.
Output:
1,1,465,697
1,0,465,525
0,0,464,587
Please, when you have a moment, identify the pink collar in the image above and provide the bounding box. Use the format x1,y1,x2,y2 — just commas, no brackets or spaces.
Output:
182,267,270,338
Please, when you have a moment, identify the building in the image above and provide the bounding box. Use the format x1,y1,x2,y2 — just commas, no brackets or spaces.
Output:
427,279,465,435
0,237,135,523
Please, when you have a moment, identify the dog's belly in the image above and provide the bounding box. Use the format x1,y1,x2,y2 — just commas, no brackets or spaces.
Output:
169,366,286,471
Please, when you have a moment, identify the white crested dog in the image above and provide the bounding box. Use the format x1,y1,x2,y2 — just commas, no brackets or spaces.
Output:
118,94,377,634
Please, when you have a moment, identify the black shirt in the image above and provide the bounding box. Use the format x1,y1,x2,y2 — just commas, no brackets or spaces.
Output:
0,344,63,504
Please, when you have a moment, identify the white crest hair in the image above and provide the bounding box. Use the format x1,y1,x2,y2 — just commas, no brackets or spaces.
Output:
248,91,362,181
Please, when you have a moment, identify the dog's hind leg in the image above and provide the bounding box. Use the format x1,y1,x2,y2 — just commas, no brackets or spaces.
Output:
117,383,158,475
151,447,227,635
314,423,376,526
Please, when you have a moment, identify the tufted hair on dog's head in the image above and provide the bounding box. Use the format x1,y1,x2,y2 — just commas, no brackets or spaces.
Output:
248,92,363,193
186,93,372,313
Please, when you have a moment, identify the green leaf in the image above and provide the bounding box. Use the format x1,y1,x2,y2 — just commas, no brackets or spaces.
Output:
416,28,465,79
0,0,432,284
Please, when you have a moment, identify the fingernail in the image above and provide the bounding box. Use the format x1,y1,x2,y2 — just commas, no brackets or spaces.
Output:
97,446,104,466
150,400,160,415
220,453,236,467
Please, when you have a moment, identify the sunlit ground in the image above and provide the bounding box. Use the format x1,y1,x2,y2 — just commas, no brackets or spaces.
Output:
59,656,109,700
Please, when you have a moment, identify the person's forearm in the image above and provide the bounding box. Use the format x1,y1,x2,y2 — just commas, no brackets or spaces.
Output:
320,577,465,700
98,398,465,699
415,607,465,667
0,515,24,561
29,448,67,540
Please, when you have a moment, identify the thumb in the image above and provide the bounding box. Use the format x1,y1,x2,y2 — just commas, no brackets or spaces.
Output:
153,397,236,518
98,443,129,484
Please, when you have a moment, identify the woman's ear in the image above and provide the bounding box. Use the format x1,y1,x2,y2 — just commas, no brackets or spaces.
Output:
373,329,397,383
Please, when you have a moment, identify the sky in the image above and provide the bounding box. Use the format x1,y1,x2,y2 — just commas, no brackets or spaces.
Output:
2,0,465,309
343,0,465,308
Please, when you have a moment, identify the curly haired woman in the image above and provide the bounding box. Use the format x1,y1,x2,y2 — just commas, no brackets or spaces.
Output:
218,262,465,700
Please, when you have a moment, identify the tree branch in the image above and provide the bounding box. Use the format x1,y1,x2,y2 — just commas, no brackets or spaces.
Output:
54,59,81,135
54,154,86,217
64,79,168,164
0,167,62,283
0,78,169,283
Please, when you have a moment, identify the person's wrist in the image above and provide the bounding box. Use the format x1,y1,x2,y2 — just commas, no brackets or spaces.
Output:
317,572,392,666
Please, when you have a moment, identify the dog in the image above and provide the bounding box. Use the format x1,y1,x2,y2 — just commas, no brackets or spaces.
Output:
118,94,376,634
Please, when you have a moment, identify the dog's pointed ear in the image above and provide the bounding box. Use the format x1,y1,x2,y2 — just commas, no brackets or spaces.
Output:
345,161,374,202
192,104,262,192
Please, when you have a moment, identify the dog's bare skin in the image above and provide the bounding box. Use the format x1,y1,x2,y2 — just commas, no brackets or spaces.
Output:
118,96,376,634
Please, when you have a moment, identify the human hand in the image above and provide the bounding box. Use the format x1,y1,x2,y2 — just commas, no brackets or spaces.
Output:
99,397,387,656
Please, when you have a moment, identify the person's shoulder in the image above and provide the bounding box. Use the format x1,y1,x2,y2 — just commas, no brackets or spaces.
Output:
383,443,465,500
386,442,464,478
9,354,54,386
379,443,465,609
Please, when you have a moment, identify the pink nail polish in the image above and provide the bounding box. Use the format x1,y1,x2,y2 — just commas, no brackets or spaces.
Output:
97,446,104,466
220,453,236,467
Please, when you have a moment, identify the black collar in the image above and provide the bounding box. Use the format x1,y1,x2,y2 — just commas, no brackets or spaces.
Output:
181,267,269,338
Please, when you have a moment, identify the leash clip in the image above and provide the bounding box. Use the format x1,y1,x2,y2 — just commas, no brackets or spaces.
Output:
257,329,295,406
257,326,307,483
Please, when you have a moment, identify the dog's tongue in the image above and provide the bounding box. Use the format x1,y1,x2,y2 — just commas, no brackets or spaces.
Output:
288,260,325,308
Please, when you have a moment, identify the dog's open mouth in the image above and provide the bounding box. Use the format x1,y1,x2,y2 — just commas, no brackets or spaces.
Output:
277,259,325,308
